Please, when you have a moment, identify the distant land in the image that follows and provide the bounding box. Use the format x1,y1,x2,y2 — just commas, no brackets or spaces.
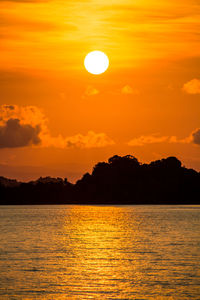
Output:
0,155,200,205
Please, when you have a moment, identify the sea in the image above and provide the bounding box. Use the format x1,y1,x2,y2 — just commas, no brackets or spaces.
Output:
0,205,200,299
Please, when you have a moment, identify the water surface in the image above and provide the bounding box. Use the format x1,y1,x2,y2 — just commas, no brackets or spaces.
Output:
0,205,200,299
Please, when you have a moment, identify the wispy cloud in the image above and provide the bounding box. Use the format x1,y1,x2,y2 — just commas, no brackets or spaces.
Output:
0,0,51,2
128,130,200,147
128,134,168,146
1,0,200,70
0,12,77,37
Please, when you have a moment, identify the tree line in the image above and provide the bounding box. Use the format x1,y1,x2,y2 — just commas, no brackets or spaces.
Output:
0,155,199,205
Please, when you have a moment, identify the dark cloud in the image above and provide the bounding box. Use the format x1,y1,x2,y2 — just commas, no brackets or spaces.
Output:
192,129,200,145
3,105,15,110
0,105,114,149
0,118,41,148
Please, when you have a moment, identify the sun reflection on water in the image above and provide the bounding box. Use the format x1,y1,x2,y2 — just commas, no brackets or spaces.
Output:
61,206,141,298
0,205,200,299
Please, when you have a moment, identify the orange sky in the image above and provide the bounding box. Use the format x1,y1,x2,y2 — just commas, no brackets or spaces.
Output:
0,0,200,182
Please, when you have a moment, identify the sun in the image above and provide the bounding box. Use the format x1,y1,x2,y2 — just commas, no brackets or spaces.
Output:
84,51,109,75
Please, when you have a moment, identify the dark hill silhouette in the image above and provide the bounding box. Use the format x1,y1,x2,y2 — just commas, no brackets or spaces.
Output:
0,176,21,187
0,155,200,205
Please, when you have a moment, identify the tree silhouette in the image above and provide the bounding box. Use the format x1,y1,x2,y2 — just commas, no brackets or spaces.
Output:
0,155,199,205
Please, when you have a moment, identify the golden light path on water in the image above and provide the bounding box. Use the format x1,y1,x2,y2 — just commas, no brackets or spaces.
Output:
0,205,200,299
62,206,140,297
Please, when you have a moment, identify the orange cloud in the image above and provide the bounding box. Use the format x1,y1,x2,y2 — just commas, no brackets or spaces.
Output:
42,130,115,149
191,128,200,145
83,86,99,98
128,129,200,147
0,105,114,149
128,134,168,146
0,104,46,126
183,79,200,94
121,85,139,95
65,131,114,149
0,104,46,148
168,135,191,144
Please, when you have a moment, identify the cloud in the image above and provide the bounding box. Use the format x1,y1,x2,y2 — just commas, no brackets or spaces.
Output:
0,104,46,148
0,104,47,128
3,105,15,110
191,128,200,145
0,118,41,148
128,134,168,146
128,129,200,147
83,86,99,98
0,105,114,149
168,129,200,146
183,79,200,94
41,131,115,149
65,131,114,149
121,85,139,95
168,135,191,144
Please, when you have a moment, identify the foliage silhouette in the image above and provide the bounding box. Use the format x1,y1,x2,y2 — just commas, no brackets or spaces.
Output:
0,155,199,205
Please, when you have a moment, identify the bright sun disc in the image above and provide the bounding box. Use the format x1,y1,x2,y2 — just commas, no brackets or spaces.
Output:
84,51,109,75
